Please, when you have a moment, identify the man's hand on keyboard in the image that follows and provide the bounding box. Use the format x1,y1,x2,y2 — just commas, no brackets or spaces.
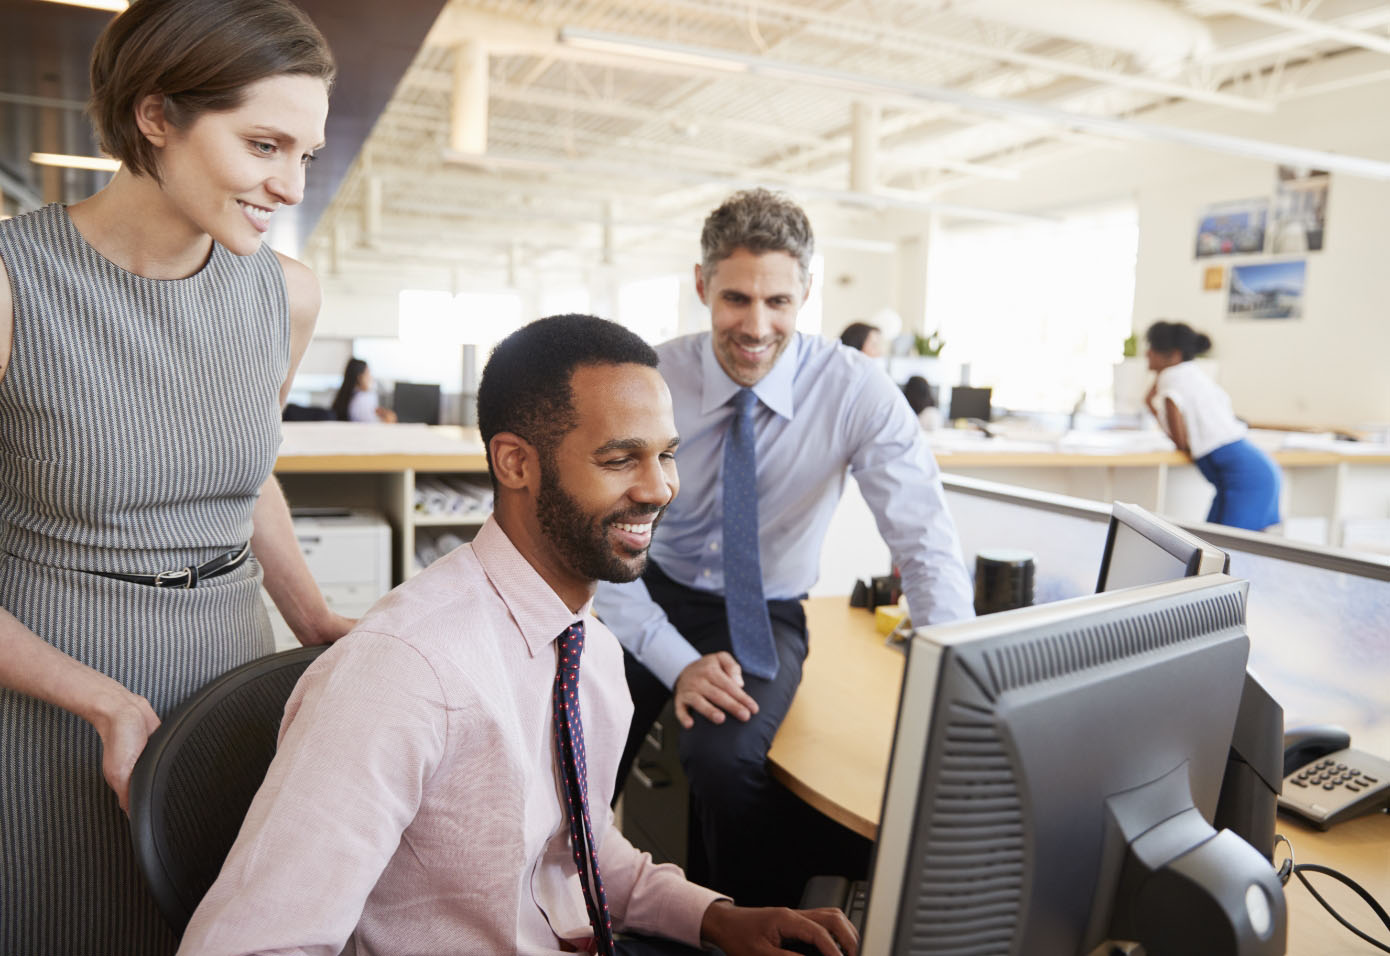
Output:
699,899,858,955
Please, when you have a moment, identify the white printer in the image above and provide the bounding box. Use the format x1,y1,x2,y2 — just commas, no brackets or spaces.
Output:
262,508,392,651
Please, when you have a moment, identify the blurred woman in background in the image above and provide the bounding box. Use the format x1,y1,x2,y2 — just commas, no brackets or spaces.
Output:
1145,320,1281,531
839,320,885,358
331,357,397,422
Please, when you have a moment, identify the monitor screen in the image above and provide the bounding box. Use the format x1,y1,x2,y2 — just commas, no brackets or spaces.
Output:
1096,501,1229,592
392,382,441,425
861,574,1286,955
947,385,992,422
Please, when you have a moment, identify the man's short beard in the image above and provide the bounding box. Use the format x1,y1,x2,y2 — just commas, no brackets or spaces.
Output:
535,456,660,584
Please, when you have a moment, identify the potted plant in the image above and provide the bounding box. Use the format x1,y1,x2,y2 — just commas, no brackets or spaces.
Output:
914,330,946,357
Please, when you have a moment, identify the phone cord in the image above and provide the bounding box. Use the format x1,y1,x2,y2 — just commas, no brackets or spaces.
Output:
1276,833,1390,953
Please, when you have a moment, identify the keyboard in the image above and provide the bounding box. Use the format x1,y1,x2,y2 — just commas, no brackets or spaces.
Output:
799,874,869,934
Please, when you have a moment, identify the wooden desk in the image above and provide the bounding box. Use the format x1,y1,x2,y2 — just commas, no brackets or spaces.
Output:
769,596,1390,955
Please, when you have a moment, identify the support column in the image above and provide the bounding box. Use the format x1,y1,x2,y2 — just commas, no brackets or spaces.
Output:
362,175,383,246
850,101,879,194
451,40,489,155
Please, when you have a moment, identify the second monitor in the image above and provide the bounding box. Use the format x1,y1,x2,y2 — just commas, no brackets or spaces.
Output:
947,385,992,423
1097,501,1229,592
392,382,442,426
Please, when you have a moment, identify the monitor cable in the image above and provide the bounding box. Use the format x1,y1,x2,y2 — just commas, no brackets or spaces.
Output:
1274,833,1390,953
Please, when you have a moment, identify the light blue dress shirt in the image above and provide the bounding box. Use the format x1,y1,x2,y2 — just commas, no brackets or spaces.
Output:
594,332,975,689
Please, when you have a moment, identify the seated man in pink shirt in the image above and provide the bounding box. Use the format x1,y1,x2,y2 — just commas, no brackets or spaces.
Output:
179,314,857,956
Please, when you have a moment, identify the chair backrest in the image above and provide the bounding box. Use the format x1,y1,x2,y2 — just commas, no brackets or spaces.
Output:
128,645,327,933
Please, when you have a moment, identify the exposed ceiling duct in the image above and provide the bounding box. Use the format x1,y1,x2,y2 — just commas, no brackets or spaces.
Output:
958,0,1214,73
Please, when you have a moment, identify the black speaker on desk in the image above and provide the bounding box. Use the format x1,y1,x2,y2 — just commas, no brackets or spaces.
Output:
974,549,1035,615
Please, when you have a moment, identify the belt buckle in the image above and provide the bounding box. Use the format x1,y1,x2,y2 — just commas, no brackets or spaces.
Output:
153,568,193,589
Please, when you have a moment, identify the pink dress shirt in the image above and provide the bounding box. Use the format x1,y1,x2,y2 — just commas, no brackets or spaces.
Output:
179,518,724,955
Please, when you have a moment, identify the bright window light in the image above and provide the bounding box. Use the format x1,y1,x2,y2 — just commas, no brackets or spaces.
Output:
540,286,592,318
352,337,463,393
925,205,1138,414
618,275,680,344
397,290,457,343
456,291,524,349
797,254,826,336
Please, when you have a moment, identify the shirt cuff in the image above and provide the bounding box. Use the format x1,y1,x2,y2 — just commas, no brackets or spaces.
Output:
640,624,703,689
670,887,734,949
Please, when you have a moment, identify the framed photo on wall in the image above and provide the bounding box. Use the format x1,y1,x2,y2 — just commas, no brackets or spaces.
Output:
1227,260,1306,320
1271,166,1329,253
1194,198,1268,258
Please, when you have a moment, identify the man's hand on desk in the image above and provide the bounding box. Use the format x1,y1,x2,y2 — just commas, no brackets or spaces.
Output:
674,652,759,728
700,899,858,956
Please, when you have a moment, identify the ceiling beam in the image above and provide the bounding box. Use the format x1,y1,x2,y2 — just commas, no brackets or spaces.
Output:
642,0,1276,113
1199,0,1390,57
554,28,1390,180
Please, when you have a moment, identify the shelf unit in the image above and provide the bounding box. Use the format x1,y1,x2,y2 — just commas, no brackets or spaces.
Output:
274,428,491,585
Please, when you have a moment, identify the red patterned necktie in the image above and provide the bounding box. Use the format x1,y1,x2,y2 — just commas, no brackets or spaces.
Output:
553,621,615,955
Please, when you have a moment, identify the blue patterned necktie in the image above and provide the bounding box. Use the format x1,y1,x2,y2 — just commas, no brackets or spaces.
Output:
552,622,615,956
722,388,779,680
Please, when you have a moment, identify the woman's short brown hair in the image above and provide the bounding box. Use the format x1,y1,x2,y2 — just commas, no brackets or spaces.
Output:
88,0,336,181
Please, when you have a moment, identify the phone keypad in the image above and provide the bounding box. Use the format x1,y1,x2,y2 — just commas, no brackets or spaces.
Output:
1288,757,1372,792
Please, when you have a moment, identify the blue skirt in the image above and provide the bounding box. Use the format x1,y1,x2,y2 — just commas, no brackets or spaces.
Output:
1194,438,1282,531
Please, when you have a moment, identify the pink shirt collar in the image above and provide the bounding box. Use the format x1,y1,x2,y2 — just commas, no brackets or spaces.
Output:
472,516,595,659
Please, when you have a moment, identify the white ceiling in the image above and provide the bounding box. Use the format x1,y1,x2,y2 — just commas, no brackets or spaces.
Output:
303,0,1390,289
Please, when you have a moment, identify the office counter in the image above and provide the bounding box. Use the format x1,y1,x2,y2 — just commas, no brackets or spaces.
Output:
928,429,1390,550
769,597,1390,955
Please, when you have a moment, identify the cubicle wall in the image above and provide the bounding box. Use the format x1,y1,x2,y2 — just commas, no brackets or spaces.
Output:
940,474,1390,759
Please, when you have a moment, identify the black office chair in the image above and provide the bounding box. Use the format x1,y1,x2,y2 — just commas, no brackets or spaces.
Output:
128,645,327,933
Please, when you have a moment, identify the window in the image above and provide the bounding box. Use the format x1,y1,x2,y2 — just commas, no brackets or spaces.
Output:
617,275,680,344
925,205,1138,413
355,289,526,394
539,286,592,318
798,253,825,335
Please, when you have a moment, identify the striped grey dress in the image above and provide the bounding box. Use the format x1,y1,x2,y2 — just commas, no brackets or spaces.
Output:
0,204,287,954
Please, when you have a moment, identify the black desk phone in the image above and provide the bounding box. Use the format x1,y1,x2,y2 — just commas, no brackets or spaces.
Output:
1278,724,1390,830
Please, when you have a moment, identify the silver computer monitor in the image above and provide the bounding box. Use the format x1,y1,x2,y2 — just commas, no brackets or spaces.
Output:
1096,501,1229,592
862,574,1286,956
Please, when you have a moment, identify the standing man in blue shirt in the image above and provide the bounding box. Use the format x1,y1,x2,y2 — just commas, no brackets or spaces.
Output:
595,188,974,906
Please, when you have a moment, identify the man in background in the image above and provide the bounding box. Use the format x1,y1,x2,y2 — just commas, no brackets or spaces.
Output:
597,190,975,906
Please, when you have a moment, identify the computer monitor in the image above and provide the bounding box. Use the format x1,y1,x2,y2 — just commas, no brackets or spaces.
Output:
1096,501,1229,592
863,574,1286,955
947,385,992,423
392,382,441,425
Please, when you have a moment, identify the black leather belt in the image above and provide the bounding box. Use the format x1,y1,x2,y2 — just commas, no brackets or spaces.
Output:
91,542,252,589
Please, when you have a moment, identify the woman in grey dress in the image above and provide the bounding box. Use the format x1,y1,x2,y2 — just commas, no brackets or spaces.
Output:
0,1,352,951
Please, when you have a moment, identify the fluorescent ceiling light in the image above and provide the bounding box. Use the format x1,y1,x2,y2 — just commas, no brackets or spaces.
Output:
36,0,127,10
558,28,1390,181
558,27,749,74
31,152,121,172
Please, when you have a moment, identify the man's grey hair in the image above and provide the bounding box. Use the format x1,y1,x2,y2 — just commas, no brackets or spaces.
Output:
700,188,815,284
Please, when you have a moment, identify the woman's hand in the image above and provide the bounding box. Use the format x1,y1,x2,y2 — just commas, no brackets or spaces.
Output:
90,691,161,814
298,610,356,646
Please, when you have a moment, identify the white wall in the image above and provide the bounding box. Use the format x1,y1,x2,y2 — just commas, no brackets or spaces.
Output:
818,245,899,339
922,64,1390,428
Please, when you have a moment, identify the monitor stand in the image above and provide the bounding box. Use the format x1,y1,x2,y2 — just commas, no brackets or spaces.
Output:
1088,762,1287,955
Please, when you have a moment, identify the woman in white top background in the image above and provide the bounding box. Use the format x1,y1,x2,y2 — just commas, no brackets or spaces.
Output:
1145,320,1281,531
331,357,397,422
